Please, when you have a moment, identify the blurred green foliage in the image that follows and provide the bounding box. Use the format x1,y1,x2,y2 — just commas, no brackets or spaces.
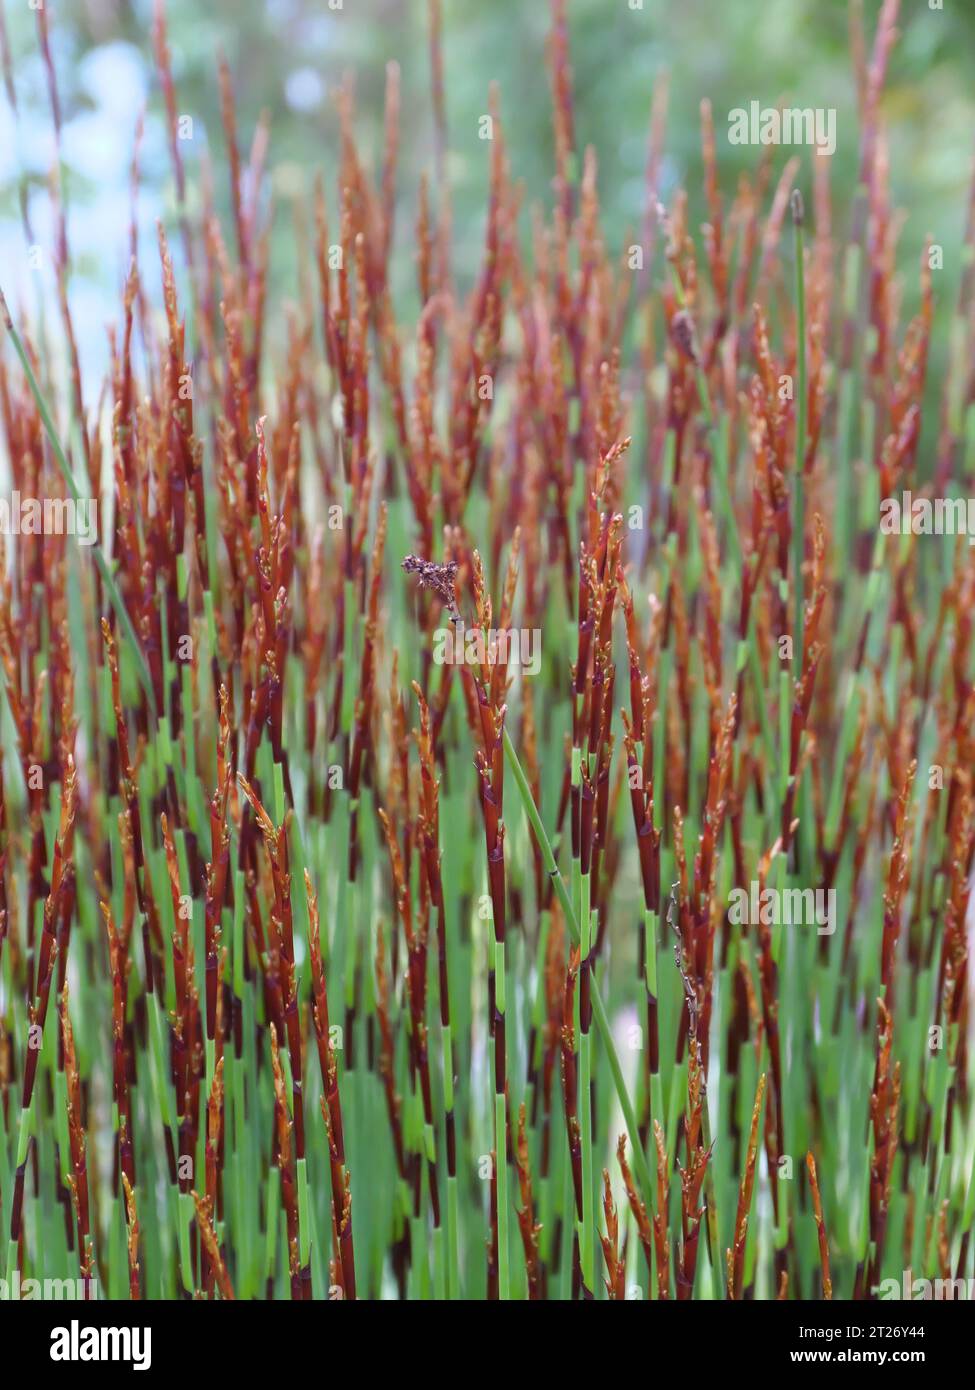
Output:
1,0,973,354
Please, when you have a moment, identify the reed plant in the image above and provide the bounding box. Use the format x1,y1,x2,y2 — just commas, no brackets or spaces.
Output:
0,0,972,1303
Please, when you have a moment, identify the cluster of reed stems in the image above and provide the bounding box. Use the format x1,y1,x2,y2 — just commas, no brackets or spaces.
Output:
0,0,972,1301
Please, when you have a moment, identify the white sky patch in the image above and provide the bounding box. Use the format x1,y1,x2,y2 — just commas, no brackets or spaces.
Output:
285,67,325,113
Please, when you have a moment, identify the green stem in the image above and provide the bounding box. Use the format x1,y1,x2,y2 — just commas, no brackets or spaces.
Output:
502,725,653,1205
792,191,807,653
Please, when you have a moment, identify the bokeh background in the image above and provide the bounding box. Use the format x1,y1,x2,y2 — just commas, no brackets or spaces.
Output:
1,0,973,398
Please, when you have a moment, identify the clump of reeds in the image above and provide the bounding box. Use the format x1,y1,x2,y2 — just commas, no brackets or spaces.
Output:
0,0,971,1302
